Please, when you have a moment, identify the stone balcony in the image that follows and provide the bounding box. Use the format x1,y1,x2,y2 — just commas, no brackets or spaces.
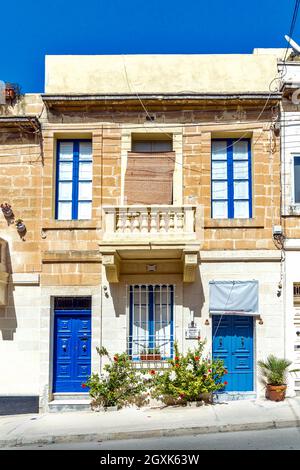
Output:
99,205,203,283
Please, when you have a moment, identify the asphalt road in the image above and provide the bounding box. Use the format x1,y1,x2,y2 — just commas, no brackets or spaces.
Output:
7,427,300,450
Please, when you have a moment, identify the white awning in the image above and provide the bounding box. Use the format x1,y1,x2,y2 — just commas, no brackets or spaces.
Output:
209,280,259,316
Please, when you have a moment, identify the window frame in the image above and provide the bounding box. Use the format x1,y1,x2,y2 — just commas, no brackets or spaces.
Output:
55,139,93,220
211,138,252,219
128,284,174,361
292,155,300,205
131,138,173,153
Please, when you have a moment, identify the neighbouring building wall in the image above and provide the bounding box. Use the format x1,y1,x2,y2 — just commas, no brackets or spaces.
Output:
0,126,42,404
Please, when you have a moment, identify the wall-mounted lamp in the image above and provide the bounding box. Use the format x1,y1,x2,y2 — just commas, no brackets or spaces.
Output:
205,319,210,326
103,285,109,298
258,318,264,325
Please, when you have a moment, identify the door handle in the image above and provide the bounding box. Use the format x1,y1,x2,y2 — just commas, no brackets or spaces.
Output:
62,344,67,351
82,344,87,351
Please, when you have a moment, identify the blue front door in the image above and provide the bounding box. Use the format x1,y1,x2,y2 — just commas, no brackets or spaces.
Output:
212,315,253,392
53,310,91,392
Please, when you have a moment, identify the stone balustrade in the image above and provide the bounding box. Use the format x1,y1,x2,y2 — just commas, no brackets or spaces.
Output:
102,205,200,241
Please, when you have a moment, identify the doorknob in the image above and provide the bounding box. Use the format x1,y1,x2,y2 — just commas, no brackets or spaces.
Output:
82,344,87,351
62,344,67,351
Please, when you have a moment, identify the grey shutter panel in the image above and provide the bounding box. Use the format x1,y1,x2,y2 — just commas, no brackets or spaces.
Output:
209,280,259,315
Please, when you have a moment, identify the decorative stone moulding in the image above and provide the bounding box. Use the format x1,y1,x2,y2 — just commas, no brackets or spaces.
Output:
0,239,9,306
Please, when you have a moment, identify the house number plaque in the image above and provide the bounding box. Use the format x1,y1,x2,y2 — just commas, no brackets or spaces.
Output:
185,321,200,340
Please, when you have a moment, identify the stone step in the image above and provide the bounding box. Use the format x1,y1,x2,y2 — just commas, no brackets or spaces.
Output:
213,392,257,402
49,399,91,413
52,393,89,401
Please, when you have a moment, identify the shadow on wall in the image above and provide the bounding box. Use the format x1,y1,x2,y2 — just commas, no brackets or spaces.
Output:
109,283,126,318
183,267,205,326
0,241,17,340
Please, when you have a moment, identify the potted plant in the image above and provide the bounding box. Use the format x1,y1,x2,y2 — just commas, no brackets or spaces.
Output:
140,347,161,361
258,355,299,402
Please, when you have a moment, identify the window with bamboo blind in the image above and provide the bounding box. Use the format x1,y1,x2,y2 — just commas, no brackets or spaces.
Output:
124,138,175,205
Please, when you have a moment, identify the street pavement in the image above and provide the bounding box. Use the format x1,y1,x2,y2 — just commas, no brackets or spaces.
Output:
11,427,300,450
1,398,300,448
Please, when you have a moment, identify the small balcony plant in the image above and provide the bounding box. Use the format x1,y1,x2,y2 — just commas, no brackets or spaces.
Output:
140,347,161,361
258,355,299,402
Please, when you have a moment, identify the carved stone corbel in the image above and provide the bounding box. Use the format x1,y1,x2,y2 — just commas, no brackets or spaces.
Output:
102,252,120,283
182,251,198,283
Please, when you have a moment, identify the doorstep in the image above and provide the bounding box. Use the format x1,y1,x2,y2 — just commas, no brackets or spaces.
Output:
213,391,257,402
49,393,91,413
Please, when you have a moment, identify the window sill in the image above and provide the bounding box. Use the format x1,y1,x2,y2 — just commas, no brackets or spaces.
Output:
41,220,100,231
204,217,264,229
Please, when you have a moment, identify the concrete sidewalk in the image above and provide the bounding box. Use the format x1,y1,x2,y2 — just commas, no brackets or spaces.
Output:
1,398,300,448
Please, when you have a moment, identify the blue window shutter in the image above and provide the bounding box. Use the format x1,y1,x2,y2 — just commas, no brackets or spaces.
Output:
294,157,300,203
211,139,252,219
56,140,92,220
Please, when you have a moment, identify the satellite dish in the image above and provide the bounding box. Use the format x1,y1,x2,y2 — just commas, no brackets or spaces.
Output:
285,34,300,56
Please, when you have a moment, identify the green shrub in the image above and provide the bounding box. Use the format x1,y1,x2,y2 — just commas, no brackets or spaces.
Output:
150,341,227,404
84,346,149,410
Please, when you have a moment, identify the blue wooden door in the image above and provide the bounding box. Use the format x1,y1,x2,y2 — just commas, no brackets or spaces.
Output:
53,310,91,392
212,315,253,392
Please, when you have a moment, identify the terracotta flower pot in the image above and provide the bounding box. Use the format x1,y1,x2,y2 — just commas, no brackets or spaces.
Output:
140,354,161,361
5,86,15,101
266,384,287,402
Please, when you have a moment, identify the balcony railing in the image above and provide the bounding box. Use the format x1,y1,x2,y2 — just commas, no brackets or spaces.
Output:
127,334,174,362
102,205,201,241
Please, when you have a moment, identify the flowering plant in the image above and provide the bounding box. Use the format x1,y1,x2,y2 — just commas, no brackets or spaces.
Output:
150,340,227,404
84,346,148,410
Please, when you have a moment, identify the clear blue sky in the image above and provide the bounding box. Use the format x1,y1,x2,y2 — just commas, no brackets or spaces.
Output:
0,0,298,93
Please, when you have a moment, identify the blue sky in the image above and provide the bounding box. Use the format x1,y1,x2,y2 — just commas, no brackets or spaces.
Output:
0,0,298,92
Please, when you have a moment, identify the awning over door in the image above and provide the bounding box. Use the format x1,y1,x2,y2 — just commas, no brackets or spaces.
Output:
209,280,259,315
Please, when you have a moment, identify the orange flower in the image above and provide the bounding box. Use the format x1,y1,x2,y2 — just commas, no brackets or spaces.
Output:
150,369,156,375
223,381,228,385
195,356,200,361
175,356,180,361
81,383,87,388
175,363,180,368
113,355,118,362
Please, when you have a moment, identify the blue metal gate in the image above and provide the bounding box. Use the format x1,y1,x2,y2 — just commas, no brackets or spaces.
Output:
53,310,91,392
212,315,254,392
